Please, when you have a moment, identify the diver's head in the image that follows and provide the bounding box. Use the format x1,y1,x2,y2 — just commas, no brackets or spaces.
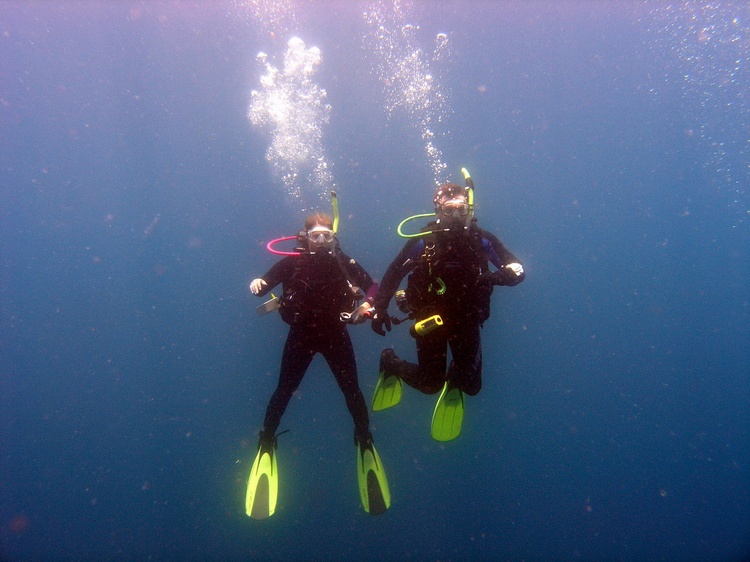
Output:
434,183,470,231
304,212,336,253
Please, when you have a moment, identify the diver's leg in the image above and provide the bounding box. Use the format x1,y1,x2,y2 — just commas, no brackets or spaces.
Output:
321,325,371,444
380,325,446,395
262,326,315,437
447,321,482,396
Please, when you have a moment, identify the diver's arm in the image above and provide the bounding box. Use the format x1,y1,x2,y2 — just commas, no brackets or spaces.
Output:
481,229,521,267
251,257,294,297
372,239,422,312
481,229,525,286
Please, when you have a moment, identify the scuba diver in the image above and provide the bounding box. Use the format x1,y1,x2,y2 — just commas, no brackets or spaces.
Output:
370,169,525,441
245,193,390,519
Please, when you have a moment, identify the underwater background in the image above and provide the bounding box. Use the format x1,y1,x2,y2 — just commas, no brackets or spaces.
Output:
1,1,748,560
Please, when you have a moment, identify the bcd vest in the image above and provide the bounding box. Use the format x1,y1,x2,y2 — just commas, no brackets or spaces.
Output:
278,252,359,325
405,224,493,324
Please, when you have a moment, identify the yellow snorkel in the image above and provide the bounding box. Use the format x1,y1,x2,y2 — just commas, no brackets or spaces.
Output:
331,190,340,234
461,167,475,231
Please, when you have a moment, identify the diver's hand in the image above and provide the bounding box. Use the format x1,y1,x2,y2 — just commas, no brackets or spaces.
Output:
371,312,392,336
350,302,375,324
502,263,525,286
250,278,267,295
484,264,525,286
506,263,524,277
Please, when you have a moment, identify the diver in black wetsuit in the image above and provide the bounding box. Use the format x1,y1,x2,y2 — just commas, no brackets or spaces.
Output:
250,212,377,449
246,208,391,518
370,180,525,440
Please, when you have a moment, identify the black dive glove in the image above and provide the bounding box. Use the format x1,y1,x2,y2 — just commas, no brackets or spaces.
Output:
371,311,392,336
482,264,525,287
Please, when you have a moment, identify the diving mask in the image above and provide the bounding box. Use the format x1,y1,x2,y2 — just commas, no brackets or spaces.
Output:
307,226,335,244
439,198,470,217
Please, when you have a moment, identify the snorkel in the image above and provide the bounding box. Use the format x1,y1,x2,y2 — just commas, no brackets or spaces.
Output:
397,168,476,238
461,167,475,232
265,191,340,256
331,190,340,235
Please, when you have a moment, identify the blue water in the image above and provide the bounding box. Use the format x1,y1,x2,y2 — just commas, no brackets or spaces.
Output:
2,2,749,561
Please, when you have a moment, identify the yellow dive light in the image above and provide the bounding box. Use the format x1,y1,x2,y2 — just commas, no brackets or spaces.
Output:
410,314,444,337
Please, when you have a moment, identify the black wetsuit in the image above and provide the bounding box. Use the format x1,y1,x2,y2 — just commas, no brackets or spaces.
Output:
373,221,524,396
255,248,376,443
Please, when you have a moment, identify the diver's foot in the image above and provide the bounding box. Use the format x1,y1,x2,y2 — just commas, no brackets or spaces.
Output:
372,349,403,412
354,428,374,448
356,437,391,515
380,348,397,374
246,431,280,520
257,428,277,451
430,381,465,442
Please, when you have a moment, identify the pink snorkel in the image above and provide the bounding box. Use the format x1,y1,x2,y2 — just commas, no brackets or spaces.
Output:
266,236,302,256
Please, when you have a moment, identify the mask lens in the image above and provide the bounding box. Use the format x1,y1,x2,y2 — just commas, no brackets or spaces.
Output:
441,202,469,217
308,228,334,243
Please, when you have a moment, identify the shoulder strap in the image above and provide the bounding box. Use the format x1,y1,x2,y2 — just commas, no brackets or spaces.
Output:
469,223,490,273
334,248,363,299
